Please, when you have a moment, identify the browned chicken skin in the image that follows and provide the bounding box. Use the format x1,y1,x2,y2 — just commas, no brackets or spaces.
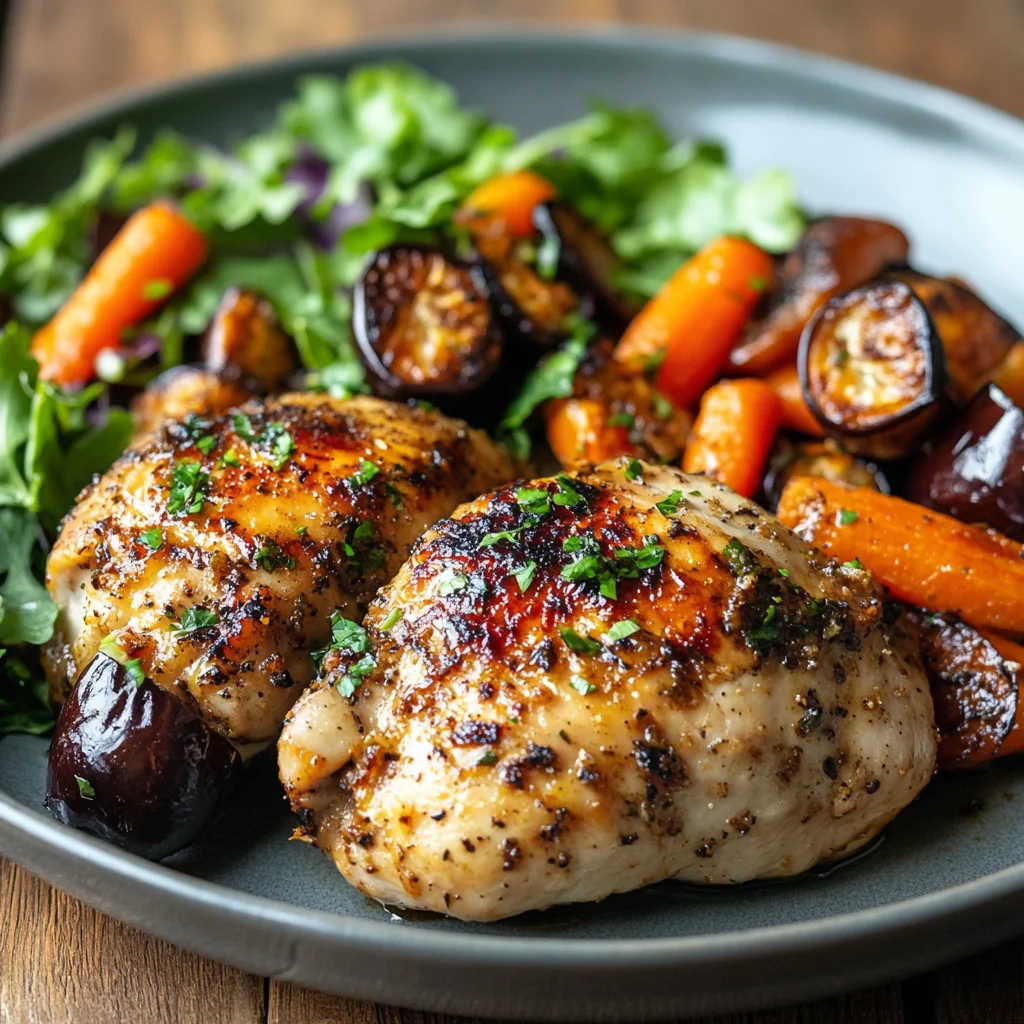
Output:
43,394,520,750
279,459,936,920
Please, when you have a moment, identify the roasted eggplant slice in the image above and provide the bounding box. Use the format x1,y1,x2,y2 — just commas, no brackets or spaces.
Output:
45,654,241,859
884,269,1019,403
729,216,910,375
904,608,1019,770
905,383,1024,541
762,438,888,511
532,202,639,330
202,287,298,391
799,280,947,459
470,231,584,349
354,245,503,398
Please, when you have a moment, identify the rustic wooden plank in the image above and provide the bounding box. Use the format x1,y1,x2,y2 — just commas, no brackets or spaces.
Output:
265,981,904,1023
931,936,1024,1024
0,858,265,1024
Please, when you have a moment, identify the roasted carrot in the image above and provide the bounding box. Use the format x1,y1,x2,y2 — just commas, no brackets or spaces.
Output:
682,379,781,498
989,343,1024,409
765,364,826,437
776,476,1024,634
546,397,636,468
614,236,774,406
456,170,557,238
32,202,208,387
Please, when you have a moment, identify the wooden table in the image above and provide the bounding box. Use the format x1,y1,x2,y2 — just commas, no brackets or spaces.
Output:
1,1,1023,1021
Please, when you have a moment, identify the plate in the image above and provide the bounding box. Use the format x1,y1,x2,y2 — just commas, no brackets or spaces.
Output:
3,27,1024,1022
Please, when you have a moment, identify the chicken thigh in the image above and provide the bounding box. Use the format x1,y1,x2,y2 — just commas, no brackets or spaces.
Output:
279,458,936,921
43,393,518,854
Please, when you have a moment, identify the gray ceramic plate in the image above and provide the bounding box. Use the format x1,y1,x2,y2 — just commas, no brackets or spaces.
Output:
3,27,1024,1022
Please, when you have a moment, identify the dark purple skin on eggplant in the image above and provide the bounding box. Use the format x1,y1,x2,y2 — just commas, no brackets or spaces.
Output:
354,245,503,399
761,438,890,511
905,383,1024,541
469,233,591,350
45,654,240,859
531,201,639,331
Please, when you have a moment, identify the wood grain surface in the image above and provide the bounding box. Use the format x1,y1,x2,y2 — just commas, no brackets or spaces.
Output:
2,1,1024,1022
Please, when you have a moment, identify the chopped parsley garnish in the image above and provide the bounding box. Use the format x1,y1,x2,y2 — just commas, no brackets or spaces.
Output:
721,537,760,576
655,490,683,516
167,461,209,516
561,534,664,600
99,635,146,687
838,508,859,526
437,569,469,596
182,413,213,440
843,558,865,570
233,415,293,471
218,449,241,468
349,459,380,486
232,413,259,442
172,607,220,635
477,750,499,767
196,435,217,455
352,520,376,543
570,675,597,695
295,525,308,536
651,391,673,420
509,561,538,593
778,568,790,578
385,483,404,508
552,474,587,508
516,487,551,516
606,619,641,642
336,654,375,697
607,411,635,429
362,546,386,572
142,278,173,301
255,542,295,572
75,776,96,801
379,607,404,631
625,458,643,481
746,603,779,646
559,626,602,655
480,529,523,548
138,527,163,551
688,489,702,497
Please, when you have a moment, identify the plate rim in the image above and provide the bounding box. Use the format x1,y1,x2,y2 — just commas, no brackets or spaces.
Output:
2,19,1024,985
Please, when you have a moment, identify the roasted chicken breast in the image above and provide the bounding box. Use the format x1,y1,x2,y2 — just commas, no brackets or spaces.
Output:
279,458,936,921
43,394,519,749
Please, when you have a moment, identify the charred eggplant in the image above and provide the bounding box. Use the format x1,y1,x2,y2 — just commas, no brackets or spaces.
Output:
905,608,1019,770
470,231,584,349
799,280,947,459
729,216,910,375
532,202,639,330
354,245,503,398
762,438,888,511
202,287,298,391
45,653,240,859
884,269,1019,403
905,383,1024,540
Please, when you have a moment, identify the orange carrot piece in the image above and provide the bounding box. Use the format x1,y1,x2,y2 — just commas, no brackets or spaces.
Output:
546,398,637,468
456,170,557,238
682,378,781,498
776,476,1024,634
765,364,826,437
32,202,208,388
614,236,774,406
